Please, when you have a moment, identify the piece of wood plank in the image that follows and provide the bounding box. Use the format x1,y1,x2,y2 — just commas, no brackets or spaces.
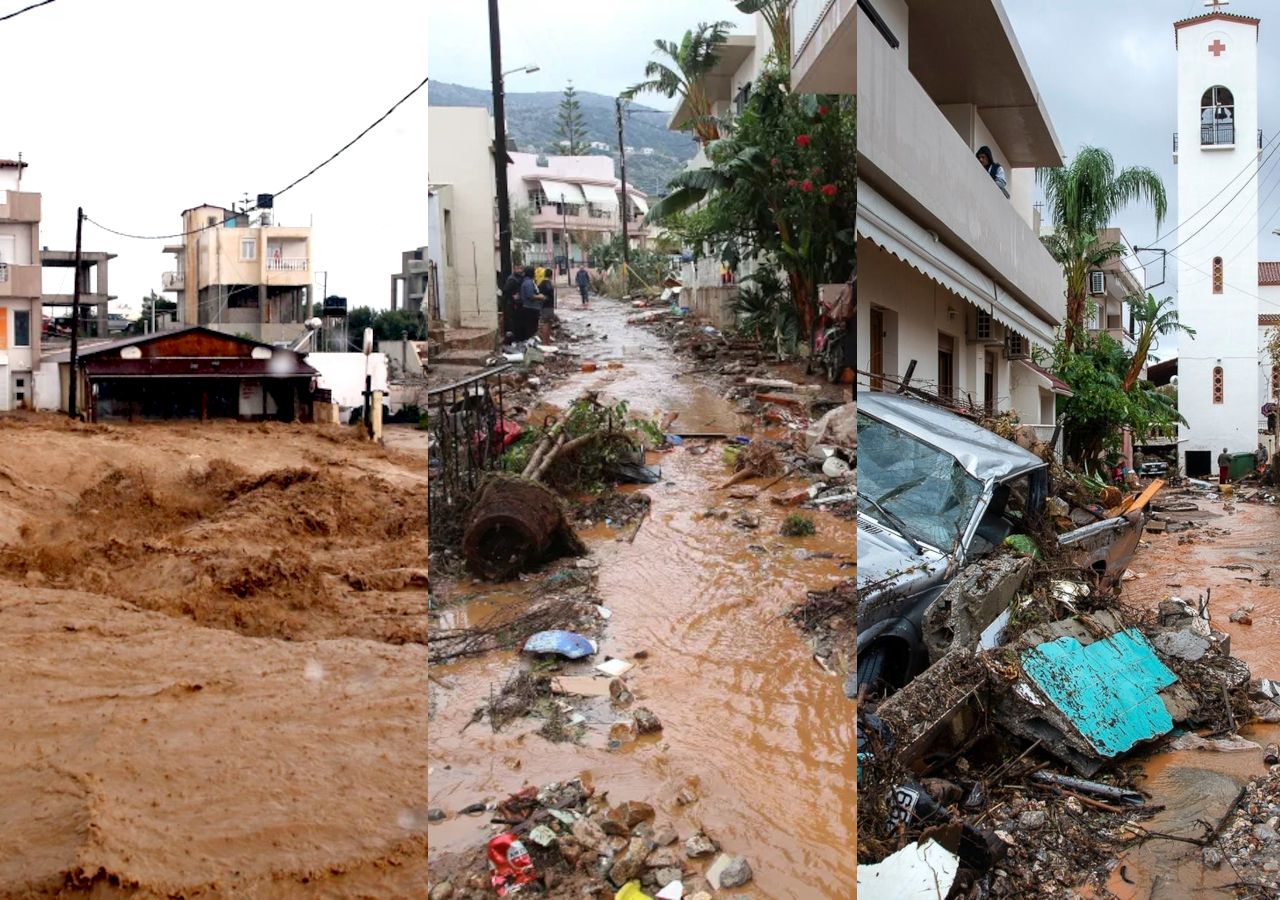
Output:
1111,478,1165,518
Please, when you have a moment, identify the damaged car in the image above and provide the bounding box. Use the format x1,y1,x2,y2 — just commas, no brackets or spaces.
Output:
856,391,1145,697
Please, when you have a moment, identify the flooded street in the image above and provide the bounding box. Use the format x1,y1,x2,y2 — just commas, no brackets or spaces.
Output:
1088,496,1280,898
428,299,856,898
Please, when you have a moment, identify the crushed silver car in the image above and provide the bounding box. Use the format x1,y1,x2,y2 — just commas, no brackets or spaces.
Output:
856,391,1145,697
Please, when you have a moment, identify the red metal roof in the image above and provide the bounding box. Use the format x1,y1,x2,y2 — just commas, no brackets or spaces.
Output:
0,159,27,169
1261,262,1280,286
1019,359,1073,397
1174,12,1260,46
1260,314,1280,326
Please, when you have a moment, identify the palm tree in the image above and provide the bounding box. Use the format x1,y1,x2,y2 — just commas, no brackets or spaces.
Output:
622,20,733,146
1037,147,1167,350
1122,293,1195,392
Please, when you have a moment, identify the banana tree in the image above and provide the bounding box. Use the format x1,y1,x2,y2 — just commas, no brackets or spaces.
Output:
1122,292,1195,392
622,21,733,146
735,0,793,78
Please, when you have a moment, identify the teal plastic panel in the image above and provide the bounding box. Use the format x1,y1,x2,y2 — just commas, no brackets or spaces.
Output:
1021,629,1177,757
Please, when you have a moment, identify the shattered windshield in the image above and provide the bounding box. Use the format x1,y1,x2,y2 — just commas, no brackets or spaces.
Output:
857,412,984,551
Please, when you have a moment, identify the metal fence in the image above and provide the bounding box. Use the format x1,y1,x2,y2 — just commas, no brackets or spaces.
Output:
427,363,512,541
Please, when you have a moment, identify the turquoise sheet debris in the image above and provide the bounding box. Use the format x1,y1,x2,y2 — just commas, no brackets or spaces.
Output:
1021,629,1177,757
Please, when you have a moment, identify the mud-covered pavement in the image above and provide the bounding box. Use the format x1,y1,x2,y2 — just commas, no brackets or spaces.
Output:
0,414,427,896
428,298,857,898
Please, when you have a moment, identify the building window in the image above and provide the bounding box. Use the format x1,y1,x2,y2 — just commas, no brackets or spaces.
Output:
1201,86,1235,146
1213,365,1224,404
240,238,257,261
12,310,28,347
1213,256,1223,294
527,188,546,212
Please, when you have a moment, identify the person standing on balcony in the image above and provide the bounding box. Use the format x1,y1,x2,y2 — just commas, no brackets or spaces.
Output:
976,146,1010,198
575,266,590,307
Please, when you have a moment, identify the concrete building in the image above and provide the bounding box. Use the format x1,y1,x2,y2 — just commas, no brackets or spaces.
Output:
1255,253,1280,449
41,250,117,339
428,106,500,331
161,204,312,344
856,0,1067,438
390,246,427,312
665,26,771,326
506,151,653,273
791,0,856,94
1086,229,1146,351
0,158,41,411
1172,7,1264,477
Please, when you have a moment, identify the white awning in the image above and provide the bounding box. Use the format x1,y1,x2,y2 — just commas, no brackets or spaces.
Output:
580,183,618,207
629,193,649,213
539,179,585,204
856,180,1058,349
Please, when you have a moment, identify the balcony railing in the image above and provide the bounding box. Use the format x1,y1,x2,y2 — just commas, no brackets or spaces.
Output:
266,257,308,272
1202,123,1235,146
162,270,184,290
0,262,7,284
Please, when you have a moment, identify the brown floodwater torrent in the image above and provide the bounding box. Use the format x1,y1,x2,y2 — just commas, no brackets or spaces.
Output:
429,300,857,898
1080,496,1280,898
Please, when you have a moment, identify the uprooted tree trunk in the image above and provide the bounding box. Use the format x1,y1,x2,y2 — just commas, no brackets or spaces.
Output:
462,474,587,581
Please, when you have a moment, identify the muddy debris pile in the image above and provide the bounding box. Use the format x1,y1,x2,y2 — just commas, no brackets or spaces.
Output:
1208,770,1280,897
789,579,855,699
857,474,1272,895
428,778,753,900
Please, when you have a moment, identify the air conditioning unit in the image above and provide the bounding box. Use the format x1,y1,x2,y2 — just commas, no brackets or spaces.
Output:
1004,332,1030,360
968,308,1004,345
1089,271,1106,295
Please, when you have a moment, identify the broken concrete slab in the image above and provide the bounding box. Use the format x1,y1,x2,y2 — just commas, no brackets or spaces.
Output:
921,555,1032,663
876,648,987,764
1153,629,1212,662
997,623,1178,776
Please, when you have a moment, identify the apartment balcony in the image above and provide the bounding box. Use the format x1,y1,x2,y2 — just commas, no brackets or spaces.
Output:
791,0,856,94
0,262,39,297
0,190,40,223
858,25,1065,335
266,257,308,272
162,270,184,291
530,208,617,231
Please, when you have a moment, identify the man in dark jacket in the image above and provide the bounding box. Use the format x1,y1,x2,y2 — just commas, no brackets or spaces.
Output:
518,266,543,341
501,269,523,341
575,266,590,306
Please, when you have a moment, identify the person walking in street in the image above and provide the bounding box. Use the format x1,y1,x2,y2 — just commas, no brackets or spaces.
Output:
518,266,544,342
1218,447,1231,485
575,266,590,306
976,146,1010,198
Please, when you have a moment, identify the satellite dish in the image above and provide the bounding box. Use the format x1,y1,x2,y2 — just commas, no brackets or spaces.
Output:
363,327,374,355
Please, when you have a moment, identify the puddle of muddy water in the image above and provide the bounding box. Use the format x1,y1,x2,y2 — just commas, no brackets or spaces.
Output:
429,300,856,899
1086,499,1280,897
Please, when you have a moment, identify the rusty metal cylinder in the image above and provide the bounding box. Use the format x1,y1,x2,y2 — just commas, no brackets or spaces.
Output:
462,476,569,581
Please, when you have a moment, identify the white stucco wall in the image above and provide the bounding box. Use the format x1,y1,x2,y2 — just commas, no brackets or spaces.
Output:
1175,15,1261,466
306,352,389,410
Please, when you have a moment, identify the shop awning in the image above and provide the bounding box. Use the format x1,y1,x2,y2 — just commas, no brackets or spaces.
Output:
580,183,618,207
629,193,649,213
539,179,586,205
856,180,1057,349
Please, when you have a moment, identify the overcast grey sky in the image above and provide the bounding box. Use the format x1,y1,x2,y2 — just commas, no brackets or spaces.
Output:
5,0,426,317
426,0,753,109
1005,0,1280,329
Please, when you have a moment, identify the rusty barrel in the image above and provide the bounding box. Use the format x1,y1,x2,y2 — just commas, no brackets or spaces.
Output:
462,476,568,581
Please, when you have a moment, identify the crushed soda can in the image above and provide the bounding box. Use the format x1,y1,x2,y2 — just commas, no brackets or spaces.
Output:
488,832,538,896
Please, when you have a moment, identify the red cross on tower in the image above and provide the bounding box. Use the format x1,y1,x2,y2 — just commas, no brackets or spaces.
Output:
1209,38,1227,56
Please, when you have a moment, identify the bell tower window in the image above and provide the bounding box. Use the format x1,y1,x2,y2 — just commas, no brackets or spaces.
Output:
1201,86,1235,146
1213,257,1224,294
1213,366,1225,404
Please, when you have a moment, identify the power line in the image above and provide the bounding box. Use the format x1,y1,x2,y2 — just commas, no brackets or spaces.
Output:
1161,136,1280,257
85,73,428,241
0,0,56,24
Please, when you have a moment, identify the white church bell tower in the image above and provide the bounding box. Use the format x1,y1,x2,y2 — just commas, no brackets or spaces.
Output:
1175,1,1262,477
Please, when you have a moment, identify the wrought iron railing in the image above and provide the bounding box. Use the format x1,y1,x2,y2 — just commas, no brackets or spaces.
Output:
427,364,512,541
1202,123,1235,146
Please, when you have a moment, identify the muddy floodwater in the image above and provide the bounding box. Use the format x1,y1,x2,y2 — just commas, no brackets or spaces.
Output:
1089,497,1280,898
428,300,857,898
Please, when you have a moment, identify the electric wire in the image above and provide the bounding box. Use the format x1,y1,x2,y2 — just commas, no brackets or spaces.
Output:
0,0,56,24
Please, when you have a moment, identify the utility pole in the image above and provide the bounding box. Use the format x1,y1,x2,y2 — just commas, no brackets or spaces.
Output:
489,0,512,288
615,97,630,294
68,207,83,419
